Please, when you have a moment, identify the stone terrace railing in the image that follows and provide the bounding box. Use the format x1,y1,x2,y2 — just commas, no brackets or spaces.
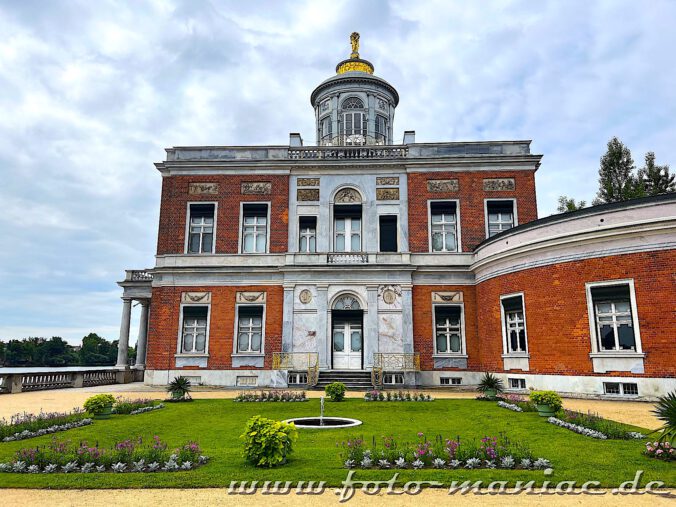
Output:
328,253,368,264
289,145,408,160
129,270,153,281
0,368,132,394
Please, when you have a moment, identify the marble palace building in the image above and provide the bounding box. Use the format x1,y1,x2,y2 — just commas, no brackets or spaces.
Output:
117,34,676,399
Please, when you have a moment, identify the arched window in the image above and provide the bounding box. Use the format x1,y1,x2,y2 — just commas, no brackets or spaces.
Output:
320,116,332,142
340,97,366,144
333,295,361,310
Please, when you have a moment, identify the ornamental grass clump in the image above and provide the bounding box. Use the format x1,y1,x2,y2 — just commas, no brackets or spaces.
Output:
0,436,208,473
1,409,91,442
166,376,192,401
339,432,548,470
240,415,298,467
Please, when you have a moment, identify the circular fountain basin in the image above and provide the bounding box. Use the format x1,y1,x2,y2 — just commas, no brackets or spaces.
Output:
283,417,362,429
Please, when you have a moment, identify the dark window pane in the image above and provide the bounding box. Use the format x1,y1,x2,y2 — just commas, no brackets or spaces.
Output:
510,330,518,351
436,334,447,353
600,325,615,350
189,234,200,253
502,296,523,313
518,330,527,352
618,324,635,350
379,216,398,252
202,233,213,253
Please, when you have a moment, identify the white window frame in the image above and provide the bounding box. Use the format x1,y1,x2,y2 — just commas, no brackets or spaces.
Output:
176,303,211,356
585,279,643,355
499,292,529,356
184,202,217,254
432,303,467,356
238,201,271,254
298,216,317,253
427,199,462,253
333,215,362,252
320,114,332,140
603,382,639,397
484,198,518,238
233,303,266,356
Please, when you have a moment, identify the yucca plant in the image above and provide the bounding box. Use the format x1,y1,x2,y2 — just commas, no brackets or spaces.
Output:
167,376,192,400
477,372,504,400
652,391,676,442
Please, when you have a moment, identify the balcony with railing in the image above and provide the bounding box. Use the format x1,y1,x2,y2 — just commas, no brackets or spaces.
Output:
289,143,408,160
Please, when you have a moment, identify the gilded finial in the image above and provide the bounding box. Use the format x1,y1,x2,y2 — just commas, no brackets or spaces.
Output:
350,32,360,58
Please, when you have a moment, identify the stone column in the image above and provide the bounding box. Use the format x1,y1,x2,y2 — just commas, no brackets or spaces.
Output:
134,300,150,368
116,297,133,368
282,286,295,352
316,285,329,368
364,286,379,368
401,286,414,353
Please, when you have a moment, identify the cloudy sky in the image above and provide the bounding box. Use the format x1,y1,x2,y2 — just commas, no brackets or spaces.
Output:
1,0,674,346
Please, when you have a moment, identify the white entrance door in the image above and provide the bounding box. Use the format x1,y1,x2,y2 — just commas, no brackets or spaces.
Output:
333,321,362,369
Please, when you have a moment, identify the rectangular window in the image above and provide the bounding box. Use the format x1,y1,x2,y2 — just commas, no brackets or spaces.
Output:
434,306,463,354
603,382,638,396
181,306,208,354
321,116,332,140
486,200,515,237
241,204,268,253
298,216,317,253
187,204,215,253
334,204,361,252
379,215,398,252
440,377,462,385
236,376,258,387
509,378,526,389
287,372,308,385
383,373,404,385
502,295,527,353
375,115,387,143
237,306,264,353
622,383,639,396
430,201,458,252
590,284,636,352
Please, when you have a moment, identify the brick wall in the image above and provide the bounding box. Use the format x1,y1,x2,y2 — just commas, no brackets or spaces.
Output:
146,285,284,370
156,175,289,255
412,285,479,371
476,250,676,377
407,171,537,252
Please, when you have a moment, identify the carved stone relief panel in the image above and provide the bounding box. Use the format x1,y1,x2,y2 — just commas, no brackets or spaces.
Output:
427,179,459,192
483,178,516,191
432,291,463,303
334,188,362,203
376,188,399,200
188,183,219,195
297,189,320,201
236,292,266,304
181,292,212,304
241,182,272,195
376,177,399,186
297,178,320,187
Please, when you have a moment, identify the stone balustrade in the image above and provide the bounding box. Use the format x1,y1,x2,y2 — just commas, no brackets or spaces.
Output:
289,145,408,160
0,368,138,394
327,253,369,264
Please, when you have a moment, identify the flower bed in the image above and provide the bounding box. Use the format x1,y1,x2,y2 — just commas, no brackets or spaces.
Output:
233,391,307,403
364,390,433,402
644,441,674,461
339,433,551,470
1,410,91,443
0,436,209,473
112,397,163,415
551,410,645,440
497,401,523,412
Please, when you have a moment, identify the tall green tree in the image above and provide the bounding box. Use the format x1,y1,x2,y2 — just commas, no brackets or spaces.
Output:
639,152,675,196
557,195,586,213
595,137,645,204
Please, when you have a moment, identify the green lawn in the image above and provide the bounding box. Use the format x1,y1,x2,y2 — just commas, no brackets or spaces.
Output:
0,398,673,488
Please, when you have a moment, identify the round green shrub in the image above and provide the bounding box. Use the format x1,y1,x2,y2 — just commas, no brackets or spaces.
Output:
529,390,563,411
240,415,298,467
83,394,116,415
325,382,347,402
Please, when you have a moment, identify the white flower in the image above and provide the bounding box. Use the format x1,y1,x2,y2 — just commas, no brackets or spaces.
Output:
360,457,373,468
96,465,106,473
111,462,127,473
81,463,95,473
485,460,496,469
533,458,551,470
449,459,461,468
394,457,407,468
497,401,523,412
0,463,10,472
520,458,532,469
12,461,27,473
180,461,193,470
628,432,645,439
500,456,515,469
61,462,78,473
412,459,424,469
162,459,179,471
465,458,481,469
433,458,446,468
27,465,40,474
547,417,607,439
147,462,160,472
378,459,391,468
43,464,59,474
197,455,209,465
132,460,146,472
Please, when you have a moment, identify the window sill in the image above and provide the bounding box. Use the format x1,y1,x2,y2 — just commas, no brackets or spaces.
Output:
428,251,462,254
232,353,265,357
589,352,644,359
433,354,468,359
501,353,530,359
174,353,209,358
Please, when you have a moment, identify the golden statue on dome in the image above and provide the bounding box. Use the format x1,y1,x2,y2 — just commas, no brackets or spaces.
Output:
350,32,360,58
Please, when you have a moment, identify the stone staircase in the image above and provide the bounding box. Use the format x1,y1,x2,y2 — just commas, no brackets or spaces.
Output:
316,370,373,390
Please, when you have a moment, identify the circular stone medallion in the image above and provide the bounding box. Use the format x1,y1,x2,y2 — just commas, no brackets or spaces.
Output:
382,289,397,305
299,289,313,304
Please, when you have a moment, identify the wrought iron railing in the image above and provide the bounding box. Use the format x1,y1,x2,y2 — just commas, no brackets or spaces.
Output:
272,352,319,388
371,353,420,388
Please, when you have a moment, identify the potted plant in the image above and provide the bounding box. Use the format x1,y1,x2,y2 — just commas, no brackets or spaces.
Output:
477,372,504,400
530,390,563,417
83,394,116,419
167,376,192,401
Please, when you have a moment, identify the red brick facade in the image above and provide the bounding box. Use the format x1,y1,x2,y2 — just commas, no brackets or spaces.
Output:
146,285,284,370
407,171,537,252
476,250,676,377
156,175,289,255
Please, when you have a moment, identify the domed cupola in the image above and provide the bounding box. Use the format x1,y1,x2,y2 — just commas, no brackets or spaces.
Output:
311,33,399,146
